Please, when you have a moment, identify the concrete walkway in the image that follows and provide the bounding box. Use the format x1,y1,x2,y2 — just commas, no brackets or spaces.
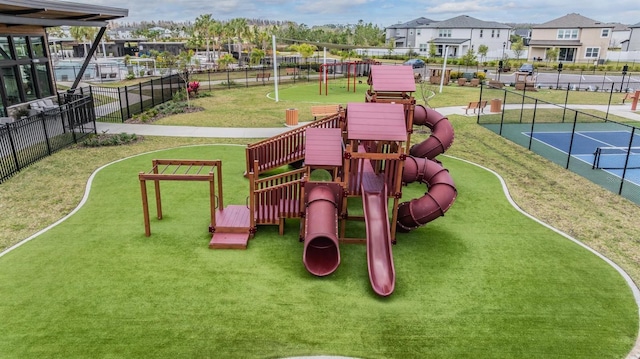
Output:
94,104,640,138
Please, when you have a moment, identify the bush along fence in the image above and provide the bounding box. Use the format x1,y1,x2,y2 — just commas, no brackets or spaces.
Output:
477,83,640,205
0,94,96,184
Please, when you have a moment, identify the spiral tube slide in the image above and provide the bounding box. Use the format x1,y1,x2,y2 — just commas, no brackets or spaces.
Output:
303,185,340,276
397,105,457,231
409,105,455,160
397,156,457,231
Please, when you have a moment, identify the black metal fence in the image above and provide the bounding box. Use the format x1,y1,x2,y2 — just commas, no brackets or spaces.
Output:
0,95,96,184
478,83,640,205
87,61,376,123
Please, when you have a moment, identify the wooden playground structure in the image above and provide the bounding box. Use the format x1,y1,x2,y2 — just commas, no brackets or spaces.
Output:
318,59,380,95
139,64,457,296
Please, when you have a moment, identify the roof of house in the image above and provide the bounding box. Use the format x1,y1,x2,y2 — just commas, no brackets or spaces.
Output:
0,0,128,27
528,39,582,47
532,13,612,29
386,17,437,29
425,15,511,29
630,22,640,28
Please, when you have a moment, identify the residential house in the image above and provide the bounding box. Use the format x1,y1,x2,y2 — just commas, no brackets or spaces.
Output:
385,17,436,49
626,22,640,51
415,15,512,59
609,23,631,50
528,13,613,63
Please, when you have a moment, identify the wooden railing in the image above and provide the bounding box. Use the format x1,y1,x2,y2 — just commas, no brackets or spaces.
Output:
249,161,306,234
244,113,342,176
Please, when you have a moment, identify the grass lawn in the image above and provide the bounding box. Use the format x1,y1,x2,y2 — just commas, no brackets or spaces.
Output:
1,81,640,358
0,144,636,358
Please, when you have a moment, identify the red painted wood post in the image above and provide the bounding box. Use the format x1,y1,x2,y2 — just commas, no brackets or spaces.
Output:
631,90,640,111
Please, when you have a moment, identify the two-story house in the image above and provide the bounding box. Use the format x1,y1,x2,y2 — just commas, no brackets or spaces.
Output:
385,17,436,49
626,22,640,51
416,15,512,58
528,13,613,63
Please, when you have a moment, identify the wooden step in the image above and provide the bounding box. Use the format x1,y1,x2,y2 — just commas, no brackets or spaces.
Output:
209,232,250,249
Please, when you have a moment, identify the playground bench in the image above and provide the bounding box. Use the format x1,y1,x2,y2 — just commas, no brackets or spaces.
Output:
463,100,487,115
622,92,636,104
310,104,340,120
256,72,271,81
285,68,299,76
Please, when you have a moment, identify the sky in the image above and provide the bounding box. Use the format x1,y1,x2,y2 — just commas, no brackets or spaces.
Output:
76,0,640,28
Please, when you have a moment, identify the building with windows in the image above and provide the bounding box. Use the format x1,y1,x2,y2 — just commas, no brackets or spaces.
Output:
626,22,640,51
528,13,613,63
0,0,128,117
385,15,511,59
416,15,511,58
385,17,436,50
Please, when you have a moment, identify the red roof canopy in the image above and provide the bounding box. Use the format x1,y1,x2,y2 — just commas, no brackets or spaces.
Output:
368,65,416,93
346,102,407,142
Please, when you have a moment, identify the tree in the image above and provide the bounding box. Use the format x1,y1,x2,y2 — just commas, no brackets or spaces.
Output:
217,53,236,69
164,50,198,108
387,38,395,55
194,14,217,61
429,43,438,58
511,40,525,60
461,49,477,68
250,49,265,65
477,44,489,64
545,47,559,64
291,43,318,63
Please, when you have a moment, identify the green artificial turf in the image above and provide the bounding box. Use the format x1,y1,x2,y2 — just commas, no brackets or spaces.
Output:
0,145,636,358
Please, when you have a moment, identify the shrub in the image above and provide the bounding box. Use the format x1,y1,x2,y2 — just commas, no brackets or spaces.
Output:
81,132,139,147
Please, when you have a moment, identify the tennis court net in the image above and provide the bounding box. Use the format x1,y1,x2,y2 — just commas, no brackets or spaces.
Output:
592,146,640,170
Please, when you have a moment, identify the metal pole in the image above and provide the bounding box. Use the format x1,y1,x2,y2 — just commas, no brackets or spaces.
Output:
439,46,449,93
272,35,278,102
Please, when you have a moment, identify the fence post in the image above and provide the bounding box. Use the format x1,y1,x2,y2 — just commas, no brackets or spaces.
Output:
606,83,615,121
618,127,636,195
527,99,538,150
40,112,52,155
565,111,579,169
139,82,144,113
6,123,20,172
124,85,131,120
151,79,155,107
498,89,507,135
562,83,570,122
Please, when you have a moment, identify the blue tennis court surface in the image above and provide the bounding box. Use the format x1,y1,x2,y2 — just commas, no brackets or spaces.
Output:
524,130,640,185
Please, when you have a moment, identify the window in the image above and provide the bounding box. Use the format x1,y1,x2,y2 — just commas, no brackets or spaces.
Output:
30,36,44,58
0,36,12,60
417,30,421,36
1,67,20,106
601,29,610,37
409,30,413,35
585,47,600,58
419,43,428,52
558,48,576,62
496,30,500,38
479,30,483,38
13,36,28,59
557,29,579,39
0,34,52,110
438,29,451,38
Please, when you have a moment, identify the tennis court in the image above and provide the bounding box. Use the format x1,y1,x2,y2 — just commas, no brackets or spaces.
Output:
525,130,640,186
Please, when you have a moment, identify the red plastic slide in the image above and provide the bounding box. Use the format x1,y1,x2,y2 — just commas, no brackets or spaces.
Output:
303,185,341,276
397,105,457,231
362,183,395,297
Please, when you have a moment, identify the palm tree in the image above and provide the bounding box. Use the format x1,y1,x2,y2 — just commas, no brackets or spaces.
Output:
194,14,215,61
228,18,249,65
